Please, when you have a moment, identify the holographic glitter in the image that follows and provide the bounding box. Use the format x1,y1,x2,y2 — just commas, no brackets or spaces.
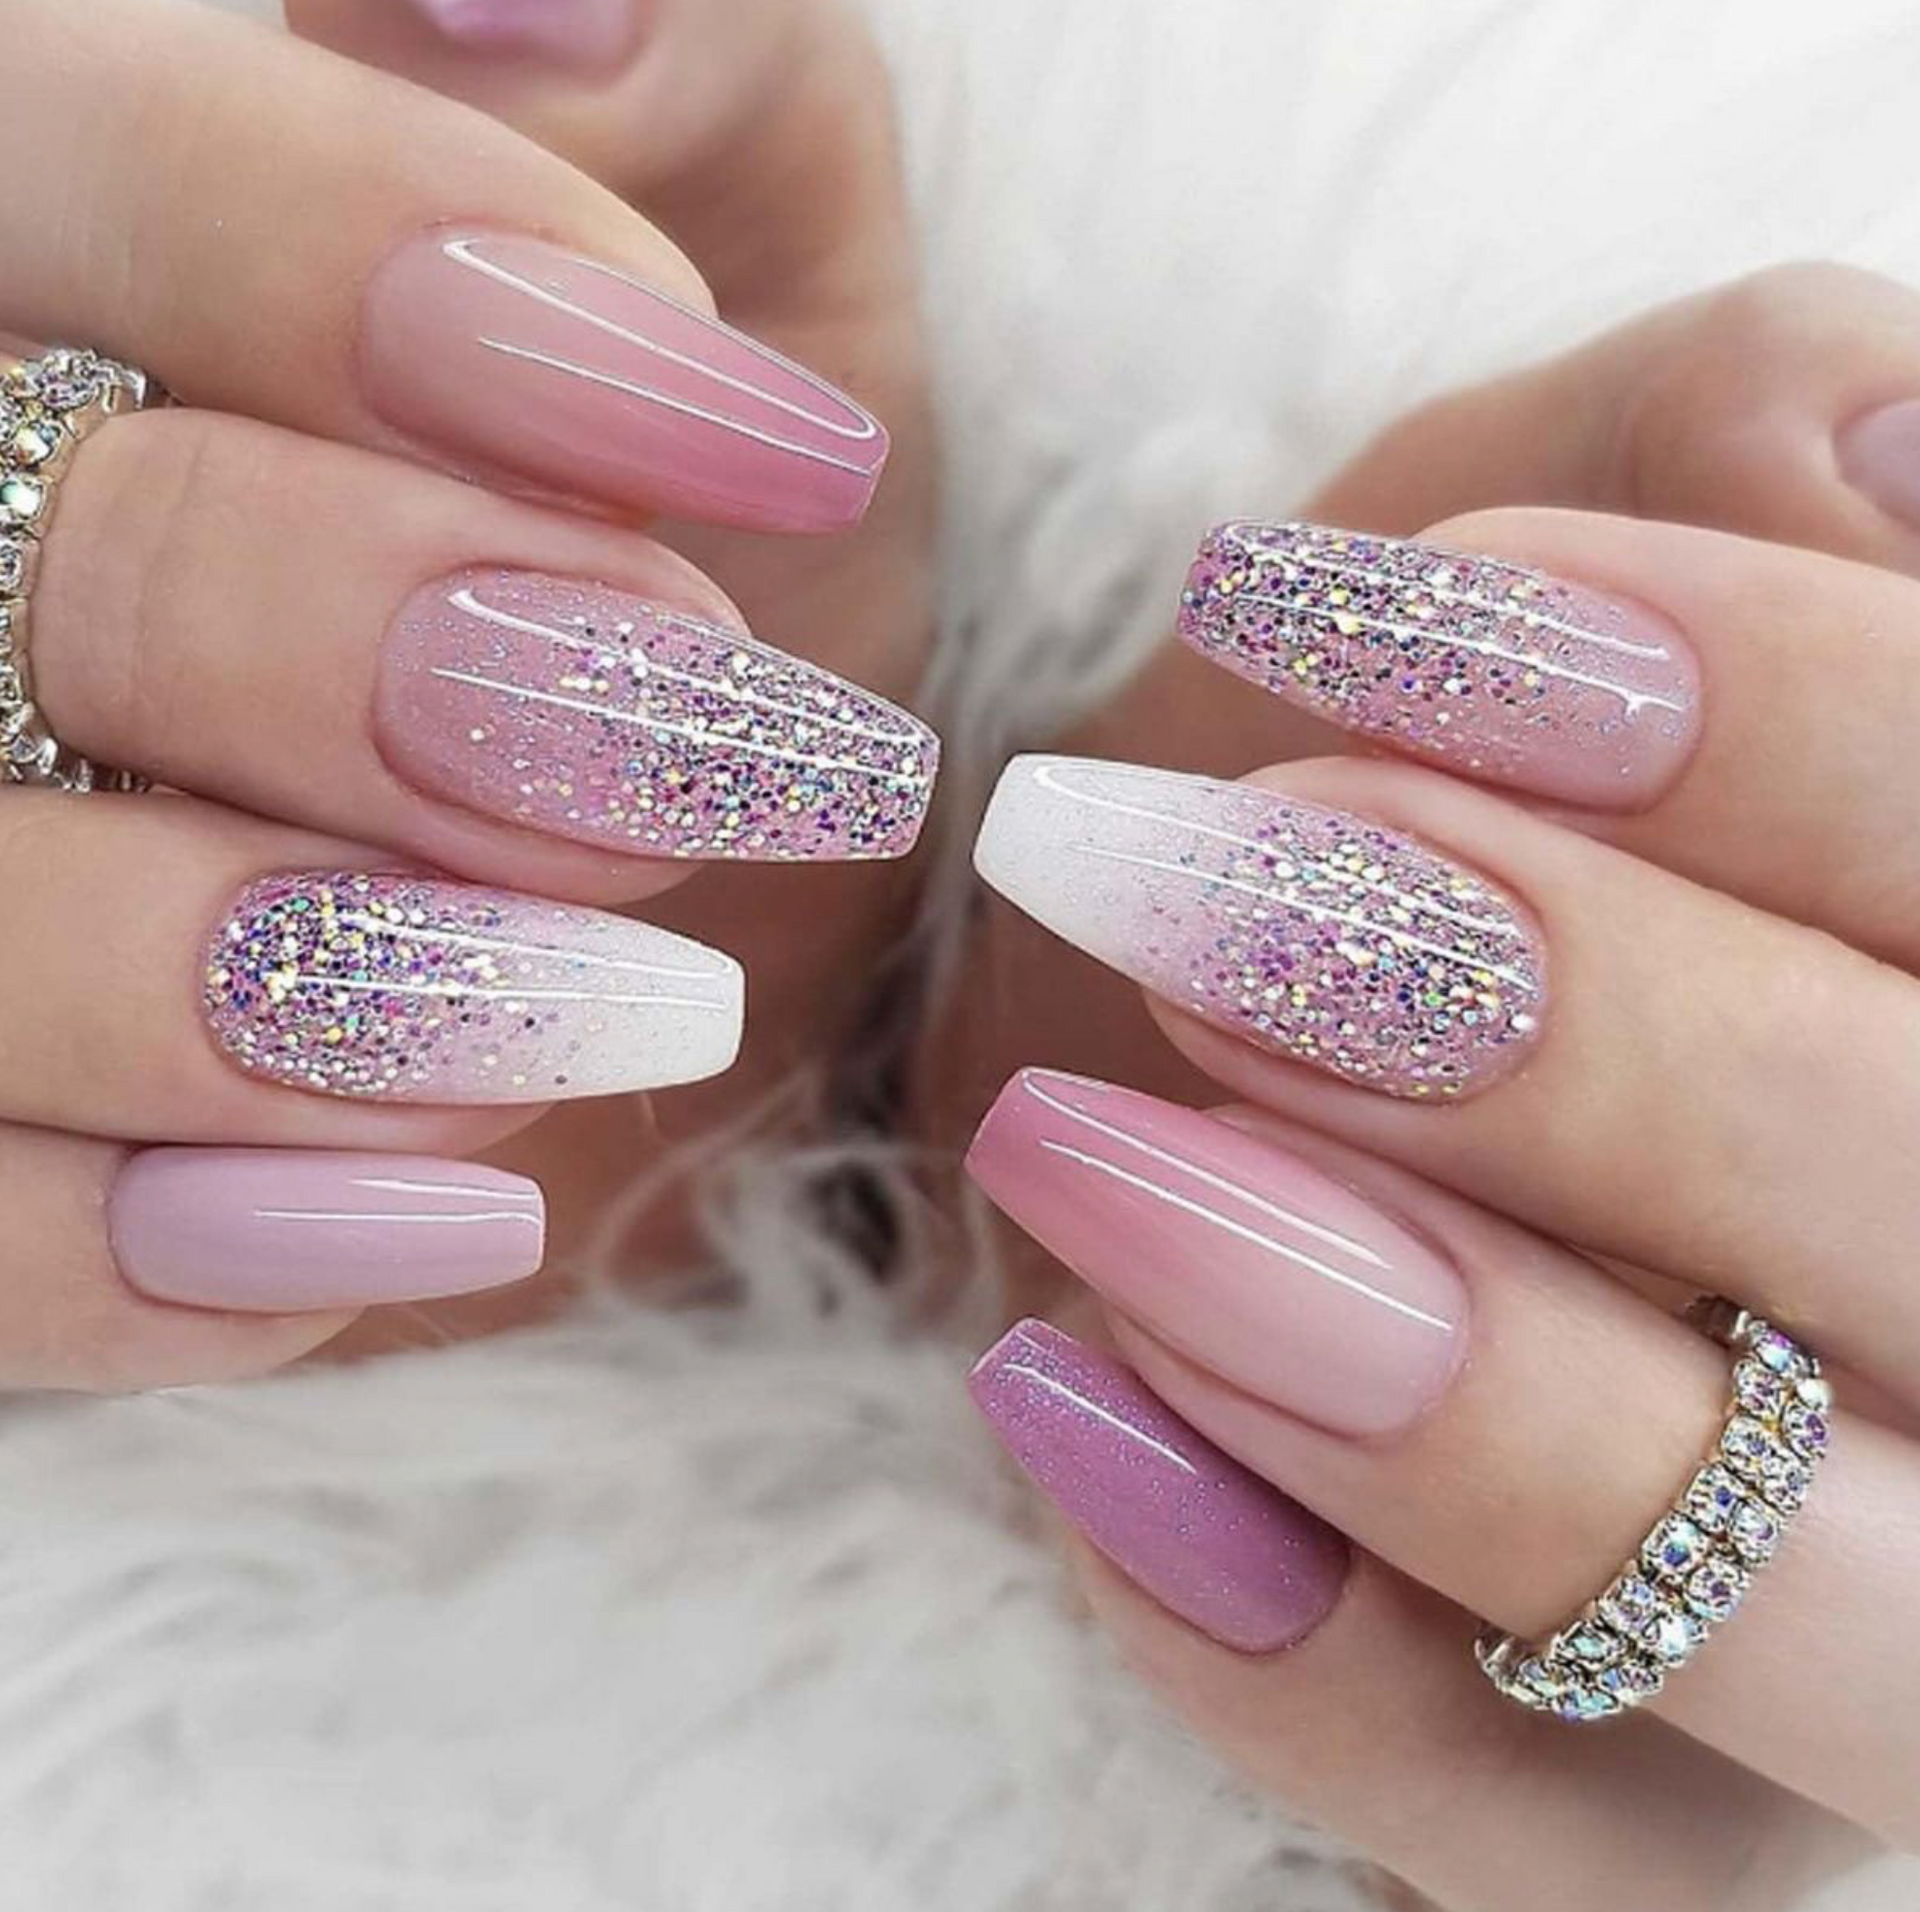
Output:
975,756,1545,1099
203,871,743,1103
378,570,938,861
1179,522,1699,809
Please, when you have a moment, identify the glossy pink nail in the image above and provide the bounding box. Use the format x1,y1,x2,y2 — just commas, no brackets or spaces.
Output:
378,570,937,861
362,231,888,531
110,1149,546,1312
1179,522,1700,809
405,0,637,68
1838,400,1920,531
969,1072,1465,1438
970,1320,1349,1653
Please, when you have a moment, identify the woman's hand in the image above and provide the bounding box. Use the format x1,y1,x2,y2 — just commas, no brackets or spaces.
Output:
950,265,1920,1908
0,0,935,1389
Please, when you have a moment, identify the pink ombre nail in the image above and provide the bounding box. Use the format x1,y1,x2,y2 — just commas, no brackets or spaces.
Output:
378,570,937,861
970,1320,1349,1653
969,1072,1465,1438
361,231,888,532
110,1149,546,1312
1179,522,1701,810
405,0,638,68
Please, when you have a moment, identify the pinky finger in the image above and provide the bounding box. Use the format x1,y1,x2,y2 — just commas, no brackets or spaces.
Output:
972,1323,1866,1912
0,1126,544,1393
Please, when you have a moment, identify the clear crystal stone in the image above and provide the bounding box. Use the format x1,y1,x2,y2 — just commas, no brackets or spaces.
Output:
1720,1414,1778,1478
1757,1447,1815,1512
7,726,45,767
0,474,45,527
1684,1557,1747,1623
1733,1360,1787,1416
1728,1498,1781,1563
1751,1327,1809,1380
1555,1683,1621,1724
0,539,23,594
26,348,107,412
8,410,61,468
1644,1603,1708,1665
1598,1656,1663,1704
1599,1574,1661,1633
1644,1513,1708,1578
1795,1374,1834,1411
1554,1623,1621,1669
1781,1398,1830,1460
1684,1464,1746,1534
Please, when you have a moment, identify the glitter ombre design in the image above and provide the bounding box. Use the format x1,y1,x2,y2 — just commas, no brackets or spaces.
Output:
1179,522,1700,809
974,757,1545,1099
203,872,743,1102
378,571,938,861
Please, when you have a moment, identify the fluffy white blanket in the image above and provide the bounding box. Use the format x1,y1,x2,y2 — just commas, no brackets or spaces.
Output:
17,3,1920,1905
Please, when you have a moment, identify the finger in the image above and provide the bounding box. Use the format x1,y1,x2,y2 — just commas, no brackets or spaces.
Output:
967,1320,1858,1912
968,1082,1920,1847
971,754,1920,1411
20,408,934,893
6,0,886,532
0,1126,544,1391
1308,262,1920,577
1174,511,1920,970
0,794,743,1145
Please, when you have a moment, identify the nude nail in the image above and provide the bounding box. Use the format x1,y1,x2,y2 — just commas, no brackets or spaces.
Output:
1838,400,1920,532
110,1149,545,1312
969,1072,1466,1437
362,231,888,531
404,0,638,68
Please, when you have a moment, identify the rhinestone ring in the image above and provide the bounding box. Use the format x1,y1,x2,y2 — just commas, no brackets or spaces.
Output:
1476,1298,1833,1724
1,346,166,792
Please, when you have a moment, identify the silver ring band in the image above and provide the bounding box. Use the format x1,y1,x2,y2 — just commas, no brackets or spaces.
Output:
1476,1298,1832,1723
1,347,164,793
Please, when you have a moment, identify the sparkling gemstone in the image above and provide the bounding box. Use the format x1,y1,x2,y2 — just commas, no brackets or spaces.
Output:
1510,1655,1564,1708
1644,1603,1708,1665
26,349,106,412
1644,1513,1708,1578
6,727,44,768
1555,1683,1622,1724
0,664,20,706
1555,1623,1621,1669
1720,1414,1778,1478
1599,1574,1661,1633
0,539,23,594
1795,1374,1834,1411
8,411,62,468
0,474,46,527
1685,1558,1747,1623
1781,1399,1830,1460
1752,1327,1808,1379
1598,1656,1663,1704
1757,1448,1815,1513
1733,1360,1787,1416
1728,1498,1781,1563
1684,1464,1746,1534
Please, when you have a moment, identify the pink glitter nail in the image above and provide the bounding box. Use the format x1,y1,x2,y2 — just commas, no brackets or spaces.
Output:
1179,522,1699,810
378,572,938,862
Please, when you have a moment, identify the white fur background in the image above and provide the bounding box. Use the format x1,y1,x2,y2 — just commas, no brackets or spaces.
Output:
19,3,1920,1907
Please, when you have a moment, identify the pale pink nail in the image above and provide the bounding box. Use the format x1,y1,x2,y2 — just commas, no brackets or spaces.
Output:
1179,522,1701,810
1838,399,1920,531
969,1072,1466,1437
110,1150,545,1312
970,1320,1349,1653
405,0,638,68
378,570,937,861
362,231,888,531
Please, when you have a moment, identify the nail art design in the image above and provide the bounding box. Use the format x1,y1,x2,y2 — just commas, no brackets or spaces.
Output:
968,1071,1465,1437
970,1320,1349,1653
111,1150,546,1311
203,872,742,1102
363,232,888,531
1179,522,1699,808
974,757,1544,1099
379,571,937,861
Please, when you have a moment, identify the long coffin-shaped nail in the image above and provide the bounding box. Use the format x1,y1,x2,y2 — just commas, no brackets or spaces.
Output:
111,1149,546,1311
361,231,888,532
378,570,938,861
970,1319,1349,1653
203,871,743,1102
1179,522,1700,809
974,756,1545,1100
969,1072,1466,1437
403,0,639,68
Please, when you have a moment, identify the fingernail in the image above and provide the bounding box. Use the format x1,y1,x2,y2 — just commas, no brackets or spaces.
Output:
1179,522,1700,810
974,756,1545,1100
404,0,637,68
378,569,937,861
970,1319,1349,1653
1838,399,1920,530
203,871,743,1103
968,1072,1465,1437
110,1149,545,1312
362,231,888,532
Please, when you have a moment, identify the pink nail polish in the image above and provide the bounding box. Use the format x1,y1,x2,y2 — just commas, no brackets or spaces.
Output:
379,570,937,861
110,1149,545,1312
975,757,1545,1101
1838,399,1920,531
1179,522,1701,810
969,1072,1465,1438
970,1320,1349,1653
404,0,637,68
202,871,743,1104
362,231,888,531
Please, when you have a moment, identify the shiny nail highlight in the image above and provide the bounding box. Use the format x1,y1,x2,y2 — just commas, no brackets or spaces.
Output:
111,1149,546,1312
969,1072,1465,1437
970,1320,1349,1653
1179,521,1700,809
974,756,1545,1100
405,0,637,67
203,871,743,1103
362,231,888,531
379,570,937,861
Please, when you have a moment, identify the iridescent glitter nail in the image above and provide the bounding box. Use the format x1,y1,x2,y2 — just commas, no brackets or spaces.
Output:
203,871,743,1103
1179,522,1700,809
974,756,1545,1099
377,570,938,860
